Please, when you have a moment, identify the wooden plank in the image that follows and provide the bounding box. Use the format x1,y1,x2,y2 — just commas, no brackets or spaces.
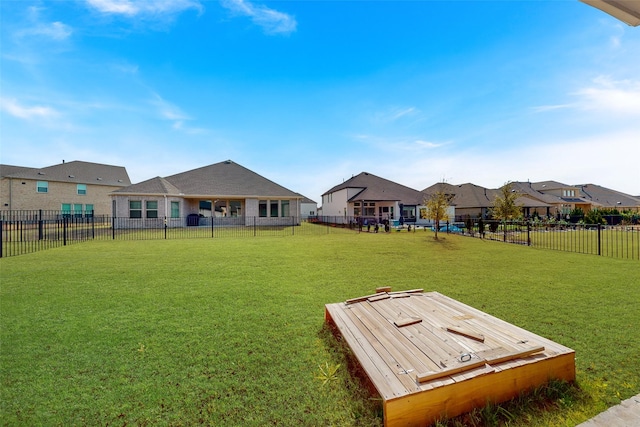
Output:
382,296,483,362
416,359,488,383
446,326,485,342
388,289,423,296
376,286,392,293
325,304,404,398
349,303,426,393
390,292,411,299
423,294,537,353
394,317,422,328
387,352,576,427
354,303,432,375
481,345,545,365
404,296,491,355
368,294,391,302
427,292,571,355
346,292,385,305
415,345,546,383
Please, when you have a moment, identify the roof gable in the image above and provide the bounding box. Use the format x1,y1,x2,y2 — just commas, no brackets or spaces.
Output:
324,172,424,204
112,177,181,195
1,161,130,187
577,184,640,207
0,165,36,178
114,160,300,198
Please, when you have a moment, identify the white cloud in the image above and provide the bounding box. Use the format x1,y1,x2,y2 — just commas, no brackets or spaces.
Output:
532,76,640,118
353,134,449,153
573,76,640,116
85,0,203,17
17,21,73,40
149,93,208,134
0,98,59,120
150,93,189,121
389,107,416,121
414,140,448,149
221,0,297,35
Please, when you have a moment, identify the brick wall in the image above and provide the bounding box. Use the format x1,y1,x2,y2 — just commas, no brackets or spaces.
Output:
1,178,123,215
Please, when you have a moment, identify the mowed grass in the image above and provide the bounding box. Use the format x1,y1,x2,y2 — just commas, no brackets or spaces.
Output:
1,232,638,426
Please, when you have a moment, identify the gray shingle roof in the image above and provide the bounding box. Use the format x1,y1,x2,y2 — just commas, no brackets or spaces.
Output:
1,161,130,187
113,160,301,198
113,177,182,195
0,165,35,178
324,172,424,204
423,182,553,209
577,184,640,208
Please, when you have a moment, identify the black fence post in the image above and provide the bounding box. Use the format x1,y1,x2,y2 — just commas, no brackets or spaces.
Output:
164,217,167,239
0,220,3,258
254,216,257,237
38,209,43,241
597,223,602,256
63,217,68,246
527,221,531,246
112,217,116,240
211,217,215,238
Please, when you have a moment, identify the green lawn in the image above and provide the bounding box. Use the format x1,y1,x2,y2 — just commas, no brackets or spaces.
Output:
1,232,638,426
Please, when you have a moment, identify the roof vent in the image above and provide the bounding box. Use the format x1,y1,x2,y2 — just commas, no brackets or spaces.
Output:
224,160,232,164
68,175,75,178
118,180,123,182
38,172,45,175
97,177,103,181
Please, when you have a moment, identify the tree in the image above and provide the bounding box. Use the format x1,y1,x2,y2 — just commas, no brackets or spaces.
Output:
424,190,452,240
491,182,522,221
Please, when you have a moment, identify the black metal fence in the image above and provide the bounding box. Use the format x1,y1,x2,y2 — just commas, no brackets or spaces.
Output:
0,211,357,258
436,219,639,260
1,211,638,260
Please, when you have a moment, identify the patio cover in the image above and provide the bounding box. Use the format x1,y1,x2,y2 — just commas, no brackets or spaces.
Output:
581,0,640,26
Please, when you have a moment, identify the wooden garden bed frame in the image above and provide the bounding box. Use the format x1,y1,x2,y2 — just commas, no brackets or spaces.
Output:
324,290,576,426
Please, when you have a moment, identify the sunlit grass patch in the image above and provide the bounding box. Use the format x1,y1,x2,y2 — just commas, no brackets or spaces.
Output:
1,233,638,425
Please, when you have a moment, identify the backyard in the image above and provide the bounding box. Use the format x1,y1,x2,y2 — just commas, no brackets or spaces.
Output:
1,231,638,426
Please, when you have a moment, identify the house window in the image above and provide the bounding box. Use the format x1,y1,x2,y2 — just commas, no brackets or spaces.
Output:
259,200,267,217
85,204,94,217
129,201,142,218
171,201,180,218
74,204,83,218
37,181,48,193
364,202,375,216
354,207,361,216
77,184,87,195
270,200,279,217
146,201,158,218
281,200,290,217
230,200,242,217
61,203,71,217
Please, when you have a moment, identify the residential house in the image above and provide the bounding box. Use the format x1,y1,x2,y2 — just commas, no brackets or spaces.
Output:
0,161,130,216
321,172,425,224
575,184,640,212
297,194,318,219
110,160,302,227
527,181,598,217
423,182,552,220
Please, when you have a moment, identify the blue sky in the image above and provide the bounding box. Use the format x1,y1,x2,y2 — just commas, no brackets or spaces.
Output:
1,0,639,202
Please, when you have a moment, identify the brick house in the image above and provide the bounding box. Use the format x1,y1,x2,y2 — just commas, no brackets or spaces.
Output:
110,160,302,227
0,161,131,216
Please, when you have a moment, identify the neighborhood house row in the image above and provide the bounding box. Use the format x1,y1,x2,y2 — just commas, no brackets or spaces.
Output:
1,160,639,227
